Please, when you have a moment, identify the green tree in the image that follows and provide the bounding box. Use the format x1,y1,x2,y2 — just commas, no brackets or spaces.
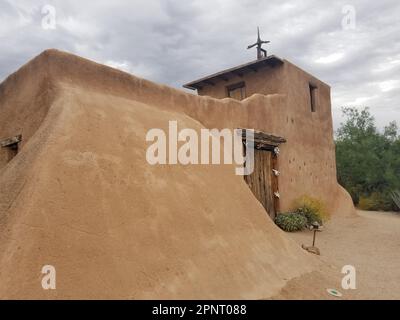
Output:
335,107,400,211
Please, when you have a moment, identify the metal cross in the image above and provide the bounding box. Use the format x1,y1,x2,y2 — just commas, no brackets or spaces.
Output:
247,27,270,59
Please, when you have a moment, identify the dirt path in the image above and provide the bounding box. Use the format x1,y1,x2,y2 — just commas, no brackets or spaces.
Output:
286,210,400,299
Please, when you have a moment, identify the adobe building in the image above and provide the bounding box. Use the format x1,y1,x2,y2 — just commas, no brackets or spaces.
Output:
183,32,353,218
0,48,355,299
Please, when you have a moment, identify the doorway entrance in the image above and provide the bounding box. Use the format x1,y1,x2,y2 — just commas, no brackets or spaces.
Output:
241,129,286,219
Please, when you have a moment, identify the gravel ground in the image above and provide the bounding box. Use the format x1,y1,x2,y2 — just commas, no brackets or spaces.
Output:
285,210,400,299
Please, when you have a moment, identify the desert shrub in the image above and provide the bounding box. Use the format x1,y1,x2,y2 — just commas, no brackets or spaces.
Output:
392,190,400,210
274,212,307,232
359,192,396,211
296,206,322,225
358,195,376,211
292,195,329,225
336,107,400,212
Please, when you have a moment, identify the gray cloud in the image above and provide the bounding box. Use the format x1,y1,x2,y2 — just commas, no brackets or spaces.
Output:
0,0,399,130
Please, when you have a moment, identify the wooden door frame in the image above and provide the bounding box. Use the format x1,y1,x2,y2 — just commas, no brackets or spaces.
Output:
239,129,286,218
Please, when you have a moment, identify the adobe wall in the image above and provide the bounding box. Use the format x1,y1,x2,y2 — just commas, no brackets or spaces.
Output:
190,58,351,214
197,63,286,98
0,49,354,215
265,60,339,212
0,148,10,169
0,52,56,152
0,51,324,299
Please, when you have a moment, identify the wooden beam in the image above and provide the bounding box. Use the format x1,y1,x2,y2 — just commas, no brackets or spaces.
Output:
247,65,258,73
204,80,216,86
239,129,286,149
231,71,244,78
0,134,22,148
218,75,229,82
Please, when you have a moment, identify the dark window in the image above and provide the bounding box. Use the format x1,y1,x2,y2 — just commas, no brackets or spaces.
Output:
227,82,246,100
309,83,317,112
0,134,21,168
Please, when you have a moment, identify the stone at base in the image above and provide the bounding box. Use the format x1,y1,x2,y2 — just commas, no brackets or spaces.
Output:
301,244,320,255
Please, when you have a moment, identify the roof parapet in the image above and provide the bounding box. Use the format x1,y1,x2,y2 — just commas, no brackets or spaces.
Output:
183,55,284,90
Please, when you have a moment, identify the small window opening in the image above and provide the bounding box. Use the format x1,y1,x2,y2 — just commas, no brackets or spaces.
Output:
0,134,22,163
227,82,246,101
309,83,317,112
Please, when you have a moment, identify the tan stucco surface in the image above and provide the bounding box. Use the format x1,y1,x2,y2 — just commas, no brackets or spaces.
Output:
0,50,353,299
197,59,354,215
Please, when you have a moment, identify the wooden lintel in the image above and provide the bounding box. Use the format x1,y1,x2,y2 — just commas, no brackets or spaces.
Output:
253,139,279,149
0,134,22,148
239,129,286,149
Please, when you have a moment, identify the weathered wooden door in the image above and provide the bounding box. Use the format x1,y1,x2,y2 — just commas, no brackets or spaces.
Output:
240,129,285,220
244,149,276,218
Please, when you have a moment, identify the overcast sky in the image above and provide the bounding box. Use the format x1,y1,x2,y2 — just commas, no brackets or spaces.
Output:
1,0,399,130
